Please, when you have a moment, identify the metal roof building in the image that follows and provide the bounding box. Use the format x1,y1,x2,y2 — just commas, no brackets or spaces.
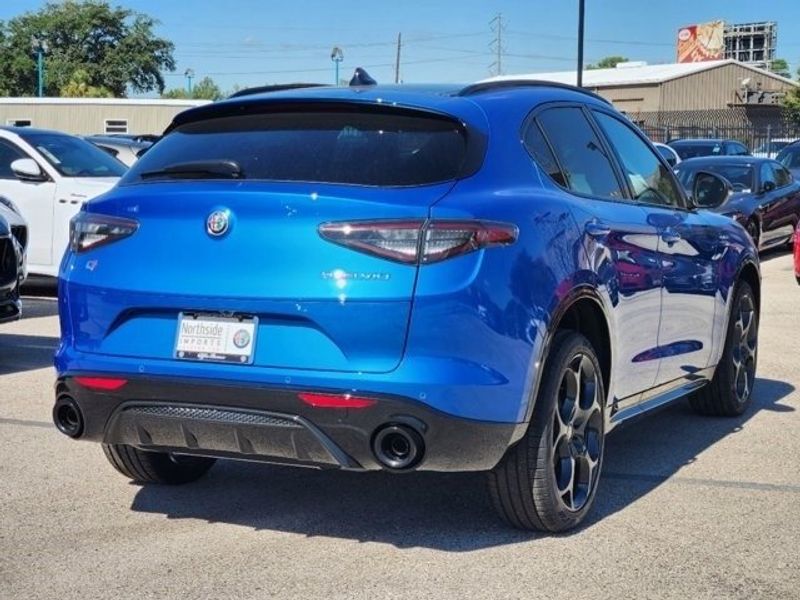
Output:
487,59,797,114
0,97,210,136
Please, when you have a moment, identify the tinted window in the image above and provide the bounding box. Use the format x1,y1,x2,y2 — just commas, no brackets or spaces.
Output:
773,163,793,188
0,140,25,179
777,147,800,169
760,162,777,191
535,107,623,199
675,163,754,192
20,133,127,178
124,111,467,186
523,120,566,186
594,112,682,207
671,142,723,160
728,142,749,156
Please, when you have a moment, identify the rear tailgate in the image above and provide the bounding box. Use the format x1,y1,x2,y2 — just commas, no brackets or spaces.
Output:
61,102,477,374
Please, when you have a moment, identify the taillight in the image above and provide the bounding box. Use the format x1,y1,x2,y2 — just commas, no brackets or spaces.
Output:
318,220,517,264
73,376,128,391
297,392,377,409
70,212,139,253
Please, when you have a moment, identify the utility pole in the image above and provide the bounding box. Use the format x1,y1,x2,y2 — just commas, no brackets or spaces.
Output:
394,32,402,84
577,0,585,87
184,68,195,94
31,37,48,97
489,13,505,76
331,47,344,86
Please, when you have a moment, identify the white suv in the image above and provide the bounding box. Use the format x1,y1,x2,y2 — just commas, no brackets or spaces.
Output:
0,127,127,277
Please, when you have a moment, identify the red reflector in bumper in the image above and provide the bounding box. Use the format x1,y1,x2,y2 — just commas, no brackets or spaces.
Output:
73,376,128,391
298,392,377,409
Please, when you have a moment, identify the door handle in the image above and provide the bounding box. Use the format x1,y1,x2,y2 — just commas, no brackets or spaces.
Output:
661,230,682,245
585,221,611,237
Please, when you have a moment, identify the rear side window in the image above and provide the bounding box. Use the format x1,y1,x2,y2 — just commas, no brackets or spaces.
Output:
523,121,566,187
124,110,467,187
534,107,624,200
593,111,683,207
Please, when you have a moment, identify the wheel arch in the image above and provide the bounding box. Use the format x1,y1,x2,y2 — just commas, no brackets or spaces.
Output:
524,287,613,423
737,259,761,316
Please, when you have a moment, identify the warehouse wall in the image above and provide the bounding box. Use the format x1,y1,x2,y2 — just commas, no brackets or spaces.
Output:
660,63,795,111
587,84,661,113
0,99,208,135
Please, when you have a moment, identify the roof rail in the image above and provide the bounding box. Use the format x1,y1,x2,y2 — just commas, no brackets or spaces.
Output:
227,83,328,99
458,79,610,105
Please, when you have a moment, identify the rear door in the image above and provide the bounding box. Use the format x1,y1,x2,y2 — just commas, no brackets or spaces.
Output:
591,109,718,389
530,105,663,401
759,162,800,245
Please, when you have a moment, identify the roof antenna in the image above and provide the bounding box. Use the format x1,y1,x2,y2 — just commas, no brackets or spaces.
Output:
349,68,377,87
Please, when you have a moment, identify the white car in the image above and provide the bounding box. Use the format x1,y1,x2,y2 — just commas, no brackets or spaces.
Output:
0,127,127,277
653,142,681,167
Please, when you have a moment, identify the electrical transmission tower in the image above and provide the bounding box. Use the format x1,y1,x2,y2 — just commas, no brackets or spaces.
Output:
489,13,506,76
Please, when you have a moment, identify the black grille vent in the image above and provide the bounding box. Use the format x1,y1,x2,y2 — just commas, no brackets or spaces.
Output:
0,238,17,287
11,225,27,251
127,405,300,428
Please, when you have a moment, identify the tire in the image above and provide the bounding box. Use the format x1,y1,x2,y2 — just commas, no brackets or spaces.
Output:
102,444,216,484
488,331,605,532
689,281,758,417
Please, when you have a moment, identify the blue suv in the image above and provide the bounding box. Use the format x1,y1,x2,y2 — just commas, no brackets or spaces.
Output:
54,80,760,532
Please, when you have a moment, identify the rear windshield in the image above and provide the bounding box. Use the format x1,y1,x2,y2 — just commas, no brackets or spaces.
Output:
777,146,800,169
671,143,722,160
122,110,467,187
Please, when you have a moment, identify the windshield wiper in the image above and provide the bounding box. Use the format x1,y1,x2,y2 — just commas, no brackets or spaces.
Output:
140,160,244,180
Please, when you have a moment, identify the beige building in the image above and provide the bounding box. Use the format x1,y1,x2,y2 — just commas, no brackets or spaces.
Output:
489,59,797,114
0,97,209,135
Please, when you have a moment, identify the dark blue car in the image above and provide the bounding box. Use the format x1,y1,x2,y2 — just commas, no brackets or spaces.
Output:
54,80,760,532
675,156,800,251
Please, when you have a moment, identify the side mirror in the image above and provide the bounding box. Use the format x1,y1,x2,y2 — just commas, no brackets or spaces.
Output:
761,180,776,194
693,171,733,209
11,158,47,182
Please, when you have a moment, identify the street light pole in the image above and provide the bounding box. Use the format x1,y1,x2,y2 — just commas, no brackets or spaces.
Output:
184,69,195,95
331,47,344,86
31,37,48,97
577,0,585,87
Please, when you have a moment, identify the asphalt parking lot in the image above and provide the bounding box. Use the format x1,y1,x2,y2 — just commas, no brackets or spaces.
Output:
1,252,798,600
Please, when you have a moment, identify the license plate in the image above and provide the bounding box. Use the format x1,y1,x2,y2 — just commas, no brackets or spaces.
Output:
174,313,257,364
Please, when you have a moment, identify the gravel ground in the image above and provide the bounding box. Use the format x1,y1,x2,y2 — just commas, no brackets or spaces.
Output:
1,252,798,600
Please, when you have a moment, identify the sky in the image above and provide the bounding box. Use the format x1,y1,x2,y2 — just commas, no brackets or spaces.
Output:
1,0,799,94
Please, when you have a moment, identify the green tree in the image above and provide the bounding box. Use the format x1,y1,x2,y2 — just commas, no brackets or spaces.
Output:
587,56,629,70
784,87,800,126
0,1,175,97
190,76,223,101
770,58,791,79
162,76,224,101
60,68,112,97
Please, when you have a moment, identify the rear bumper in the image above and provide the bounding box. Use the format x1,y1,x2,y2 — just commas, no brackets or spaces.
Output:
54,375,525,472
